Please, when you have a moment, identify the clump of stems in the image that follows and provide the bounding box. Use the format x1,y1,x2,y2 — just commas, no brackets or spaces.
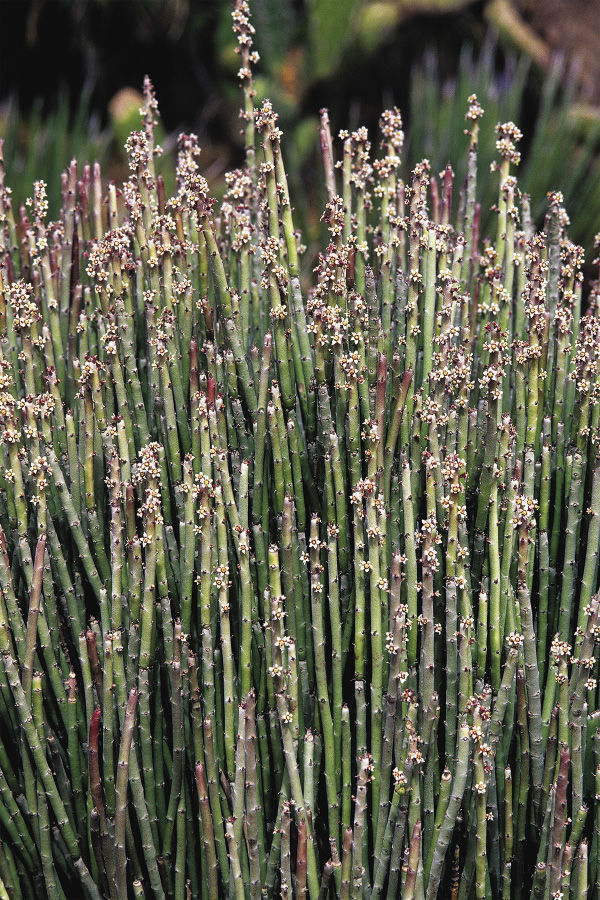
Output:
0,2,600,898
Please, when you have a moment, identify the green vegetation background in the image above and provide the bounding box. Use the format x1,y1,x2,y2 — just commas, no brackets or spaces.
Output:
2,0,600,267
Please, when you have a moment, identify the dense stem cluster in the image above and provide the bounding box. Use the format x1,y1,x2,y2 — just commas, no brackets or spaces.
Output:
1,3,600,898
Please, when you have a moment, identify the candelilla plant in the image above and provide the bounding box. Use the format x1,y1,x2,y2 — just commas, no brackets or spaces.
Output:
1,3,600,899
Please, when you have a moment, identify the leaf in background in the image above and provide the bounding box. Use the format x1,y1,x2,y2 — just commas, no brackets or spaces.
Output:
252,0,296,74
356,2,398,54
308,0,363,81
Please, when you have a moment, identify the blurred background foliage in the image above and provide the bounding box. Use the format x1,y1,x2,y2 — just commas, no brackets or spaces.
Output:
2,0,600,260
